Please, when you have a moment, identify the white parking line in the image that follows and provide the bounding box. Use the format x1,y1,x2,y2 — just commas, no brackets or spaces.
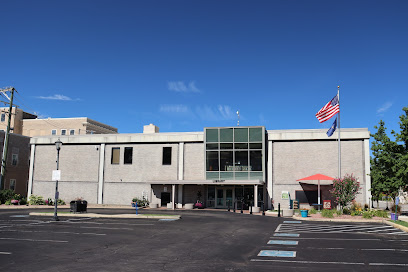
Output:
80,226,134,230
0,229,106,236
0,237,68,243
0,251,12,255
251,259,365,265
270,237,408,242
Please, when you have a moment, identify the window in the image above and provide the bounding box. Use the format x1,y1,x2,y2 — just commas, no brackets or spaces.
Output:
61,129,67,135
1,113,5,122
51,129,57,135
69,129,75,135
9,179,16,191
162,147,172,165
111,147,120,164
124,147,133,164
12,154,18,166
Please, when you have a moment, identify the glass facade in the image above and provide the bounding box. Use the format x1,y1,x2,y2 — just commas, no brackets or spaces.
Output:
204,127,265,181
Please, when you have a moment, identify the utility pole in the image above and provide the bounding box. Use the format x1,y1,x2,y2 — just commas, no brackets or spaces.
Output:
0,87,15,190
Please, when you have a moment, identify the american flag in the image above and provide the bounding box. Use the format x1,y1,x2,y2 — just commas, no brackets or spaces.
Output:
315,94,340,123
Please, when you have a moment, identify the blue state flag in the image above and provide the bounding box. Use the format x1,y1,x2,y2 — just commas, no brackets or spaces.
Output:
326,117,337,137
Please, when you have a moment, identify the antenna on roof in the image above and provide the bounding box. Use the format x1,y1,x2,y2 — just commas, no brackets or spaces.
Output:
236,110,240,126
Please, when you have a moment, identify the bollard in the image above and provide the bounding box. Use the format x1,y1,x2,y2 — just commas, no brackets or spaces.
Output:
228,200,230,212
234,201,236,213
262,201,265,216
241,200,243,214
135,202,138,215
278,203,281,217
250,201,253,215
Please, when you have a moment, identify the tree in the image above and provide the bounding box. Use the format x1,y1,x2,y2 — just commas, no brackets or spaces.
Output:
370,120,398,200
330,174,361,208
392,107,408,192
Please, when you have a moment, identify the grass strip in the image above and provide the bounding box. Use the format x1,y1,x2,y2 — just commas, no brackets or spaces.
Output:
393,220,408,228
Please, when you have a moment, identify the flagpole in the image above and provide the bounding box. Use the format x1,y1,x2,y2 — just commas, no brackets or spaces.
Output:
338,86,341,178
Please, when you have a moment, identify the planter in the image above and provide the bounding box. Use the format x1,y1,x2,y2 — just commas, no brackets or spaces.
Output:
70,200,87,213
149,203,158,209
252,206,260,213
282,209,294,217
300,210,308,218
391,213,399,220
131,202,136,207
166,202,173,209
184,203,194,210
194,202,204,209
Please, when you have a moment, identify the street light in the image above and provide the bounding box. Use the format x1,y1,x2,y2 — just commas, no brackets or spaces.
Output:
53,139,62,221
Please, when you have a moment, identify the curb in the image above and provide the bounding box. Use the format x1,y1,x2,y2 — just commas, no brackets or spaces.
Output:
384,220,408,233
29,212,181,220
292,215,387,223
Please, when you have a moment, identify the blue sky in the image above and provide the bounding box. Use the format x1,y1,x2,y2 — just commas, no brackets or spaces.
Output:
1,0,407,136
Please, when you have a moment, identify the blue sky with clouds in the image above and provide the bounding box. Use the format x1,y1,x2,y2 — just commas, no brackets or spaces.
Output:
1,0,407,136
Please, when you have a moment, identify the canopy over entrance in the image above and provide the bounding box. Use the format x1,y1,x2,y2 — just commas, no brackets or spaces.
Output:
297,174,335,207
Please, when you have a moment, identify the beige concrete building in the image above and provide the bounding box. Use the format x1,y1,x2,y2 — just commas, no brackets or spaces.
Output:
0,131,31,196
0,107,37,134
28,125,371,210
0,107,118,136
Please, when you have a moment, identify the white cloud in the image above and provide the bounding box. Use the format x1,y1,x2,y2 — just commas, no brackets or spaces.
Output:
168,81,201,93
377,102,393,114
195,105,236,121
159,104,189,113
36,94,79,101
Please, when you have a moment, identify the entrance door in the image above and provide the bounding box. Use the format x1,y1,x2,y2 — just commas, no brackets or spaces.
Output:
216,188,234,208
161,192,171,207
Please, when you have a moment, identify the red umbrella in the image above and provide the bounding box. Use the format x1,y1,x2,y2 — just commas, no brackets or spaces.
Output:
297,174,335,207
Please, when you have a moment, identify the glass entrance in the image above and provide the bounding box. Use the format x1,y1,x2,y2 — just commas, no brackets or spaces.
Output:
214,187,234,208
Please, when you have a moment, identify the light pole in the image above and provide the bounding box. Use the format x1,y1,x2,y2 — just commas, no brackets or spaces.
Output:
53,139,62,221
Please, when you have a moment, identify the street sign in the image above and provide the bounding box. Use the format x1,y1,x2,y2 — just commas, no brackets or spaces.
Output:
52,170,61,181
396,197,400,205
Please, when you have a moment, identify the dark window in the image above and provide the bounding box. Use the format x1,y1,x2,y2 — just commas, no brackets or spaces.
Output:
1,114,5,122
162,147,172,165
206,151,219,171
124,147,133,164
111,148,120,164
295,190,320,204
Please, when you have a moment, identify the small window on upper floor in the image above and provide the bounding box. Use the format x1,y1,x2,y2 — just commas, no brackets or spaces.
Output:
1,114,5,122
61,129,66,135
111,147,120,164
12,154,18,166
162,147,172,165
9,179,16,191
124,147,133,164
51,129,57,135
70,129,75,135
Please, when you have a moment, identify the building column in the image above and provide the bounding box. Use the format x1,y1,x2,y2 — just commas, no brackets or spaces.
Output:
97,143,105,204
27,144,36,200
177,142,184,208
254,184,258,207
267,140,273,210
364,139,371,205
177,185,183,208
172,184,176,210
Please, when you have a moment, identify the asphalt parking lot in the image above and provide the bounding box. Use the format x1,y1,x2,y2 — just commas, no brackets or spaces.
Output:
1,208,408,271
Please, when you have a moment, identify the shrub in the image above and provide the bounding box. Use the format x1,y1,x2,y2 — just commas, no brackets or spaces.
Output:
374,210,388,218
362,211,373,219
391,204,401,214
132,197,149,207
29,195,45,205
309,208,318,214
351,210,362,216
322,209,334,218
342,207,351,215
336,209,343,216
0,189,16,204
5,200,12,205
57,199,66,205
330,174,361,208
19,198,27,205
